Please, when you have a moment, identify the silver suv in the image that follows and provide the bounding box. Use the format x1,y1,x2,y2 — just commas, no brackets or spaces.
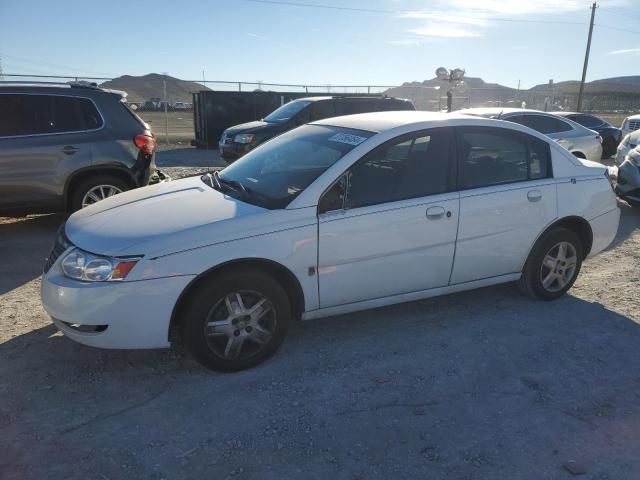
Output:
0,82,162,214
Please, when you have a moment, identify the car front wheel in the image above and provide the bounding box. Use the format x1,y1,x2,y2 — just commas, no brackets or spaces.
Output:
517,227,583,300
180,268,290,372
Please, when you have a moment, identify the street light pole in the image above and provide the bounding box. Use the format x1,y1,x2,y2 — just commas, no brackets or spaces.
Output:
577,2,597,112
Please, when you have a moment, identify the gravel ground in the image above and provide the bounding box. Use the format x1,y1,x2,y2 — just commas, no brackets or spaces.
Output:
1,165,639,480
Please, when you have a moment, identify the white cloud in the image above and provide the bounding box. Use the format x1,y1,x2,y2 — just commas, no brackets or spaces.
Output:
388,39,422,46
409,25,483,38
609,47,640,55
448,0,584,15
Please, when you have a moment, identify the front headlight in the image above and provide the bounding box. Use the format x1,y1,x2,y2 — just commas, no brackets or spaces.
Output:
234,133,255,144
61,248,139,282
628,148,640,167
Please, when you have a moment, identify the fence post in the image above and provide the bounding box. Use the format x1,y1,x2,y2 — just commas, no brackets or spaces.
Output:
163,79,169,146
238,82,242,92
367,86,370,94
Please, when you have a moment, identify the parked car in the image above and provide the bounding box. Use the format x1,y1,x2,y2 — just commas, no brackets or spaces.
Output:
41,111,619,372
615,144,640,206
218,96,415,161
459,108,603,162
615,130,640,165
553,112,622,158
621,113,640,137
0,82,163,214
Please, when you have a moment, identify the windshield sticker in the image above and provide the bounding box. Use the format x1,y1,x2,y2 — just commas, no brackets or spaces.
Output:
328,133,368,146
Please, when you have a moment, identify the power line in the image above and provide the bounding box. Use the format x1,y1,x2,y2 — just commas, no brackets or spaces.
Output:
595,23,640,36
599,6,640,22
238,0,586,25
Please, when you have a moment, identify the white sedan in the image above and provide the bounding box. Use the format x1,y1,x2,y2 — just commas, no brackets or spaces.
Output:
41,112,620,371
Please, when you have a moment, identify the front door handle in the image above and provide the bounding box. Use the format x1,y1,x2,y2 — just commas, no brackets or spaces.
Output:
527,189,542,202
426,206,445,219
61,145,79,155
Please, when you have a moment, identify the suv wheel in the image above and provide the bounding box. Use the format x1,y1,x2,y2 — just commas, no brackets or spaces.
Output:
70,176,130,212
517,227,583,300
180,268,290,372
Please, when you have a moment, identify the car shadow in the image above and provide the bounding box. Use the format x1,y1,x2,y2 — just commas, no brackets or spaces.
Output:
606,199,640,251
0,214,67,295
1,286,640,479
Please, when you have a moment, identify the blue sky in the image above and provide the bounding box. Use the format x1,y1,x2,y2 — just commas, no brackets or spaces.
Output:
0,0,638,89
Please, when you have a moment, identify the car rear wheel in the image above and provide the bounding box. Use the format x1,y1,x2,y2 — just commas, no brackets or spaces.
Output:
180,268,290,372
517,228,583,300
70,175,130,212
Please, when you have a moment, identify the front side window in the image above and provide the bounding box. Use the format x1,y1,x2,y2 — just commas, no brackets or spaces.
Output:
507,114,572,134
309,101,336,122
458,127,551,189
0,94,102,137
343,129,453,209
571,114,603,128
218,124,373,209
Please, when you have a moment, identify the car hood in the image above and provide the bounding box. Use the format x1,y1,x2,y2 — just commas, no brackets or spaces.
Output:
226,120,278,134
65,176,267,257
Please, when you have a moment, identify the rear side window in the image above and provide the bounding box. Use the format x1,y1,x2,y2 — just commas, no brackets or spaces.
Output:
0,93,102,137
335,99,378,115
457,127,551,189
383,99,414,111
506,114,572,134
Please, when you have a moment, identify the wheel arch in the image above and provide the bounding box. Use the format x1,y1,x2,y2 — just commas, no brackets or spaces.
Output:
524,216,594,268
64,166,137,210
168,258,306,343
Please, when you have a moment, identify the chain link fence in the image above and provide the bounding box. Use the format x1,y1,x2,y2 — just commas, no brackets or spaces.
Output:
3,73,638,149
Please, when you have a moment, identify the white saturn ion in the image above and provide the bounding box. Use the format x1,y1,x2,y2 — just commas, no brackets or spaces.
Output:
41,112,620,371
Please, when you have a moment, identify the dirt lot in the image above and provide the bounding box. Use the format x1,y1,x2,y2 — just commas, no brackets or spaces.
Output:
1,167,640,479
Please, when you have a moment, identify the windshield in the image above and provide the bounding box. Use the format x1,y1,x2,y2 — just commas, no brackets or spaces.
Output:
264,100,312,123
216,124,373,209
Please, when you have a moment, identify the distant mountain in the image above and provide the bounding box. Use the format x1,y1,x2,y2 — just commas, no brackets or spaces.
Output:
100,73,209,103
384,76,517,110
385,75,640,110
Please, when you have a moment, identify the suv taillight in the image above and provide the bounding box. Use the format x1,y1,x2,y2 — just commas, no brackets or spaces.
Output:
134,134,157,155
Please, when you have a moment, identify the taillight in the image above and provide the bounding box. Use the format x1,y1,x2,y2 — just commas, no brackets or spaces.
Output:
604,168,615,192
134,134,157,155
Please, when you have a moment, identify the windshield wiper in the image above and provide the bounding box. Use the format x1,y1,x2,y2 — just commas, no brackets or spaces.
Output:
202,172,221,190
217,173,255,202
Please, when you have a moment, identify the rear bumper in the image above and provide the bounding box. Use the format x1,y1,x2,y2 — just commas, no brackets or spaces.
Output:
588,207,620,257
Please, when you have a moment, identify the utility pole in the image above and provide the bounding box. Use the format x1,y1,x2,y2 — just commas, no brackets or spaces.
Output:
577,2,597,112
162,75,169,146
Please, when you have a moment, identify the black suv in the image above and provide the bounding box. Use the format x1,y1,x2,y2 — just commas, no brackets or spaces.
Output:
219,95,415,161
0,82,162,214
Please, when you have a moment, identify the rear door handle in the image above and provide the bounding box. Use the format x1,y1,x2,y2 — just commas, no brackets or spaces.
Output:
426,206,446,219
61,145,79,155
527,189,542,202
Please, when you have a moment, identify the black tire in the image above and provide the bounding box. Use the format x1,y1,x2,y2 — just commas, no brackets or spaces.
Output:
517,227,583,301
180,268,290,372
69,175,130,212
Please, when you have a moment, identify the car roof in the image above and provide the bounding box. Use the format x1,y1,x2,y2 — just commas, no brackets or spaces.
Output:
457,107,551,116
312,110,478,133
0,82,125,97
293,95,408,103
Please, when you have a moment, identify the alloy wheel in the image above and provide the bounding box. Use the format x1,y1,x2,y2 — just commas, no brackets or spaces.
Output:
81,185,123,208
539,241,578,293
204,290,277,360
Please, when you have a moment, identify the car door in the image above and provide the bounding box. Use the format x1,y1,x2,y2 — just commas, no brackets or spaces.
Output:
450,126,557,284
317,128,459,307
0,93,96,210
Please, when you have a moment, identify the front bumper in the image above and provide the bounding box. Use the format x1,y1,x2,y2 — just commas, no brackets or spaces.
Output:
41,257,194,349
218,141,254,161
